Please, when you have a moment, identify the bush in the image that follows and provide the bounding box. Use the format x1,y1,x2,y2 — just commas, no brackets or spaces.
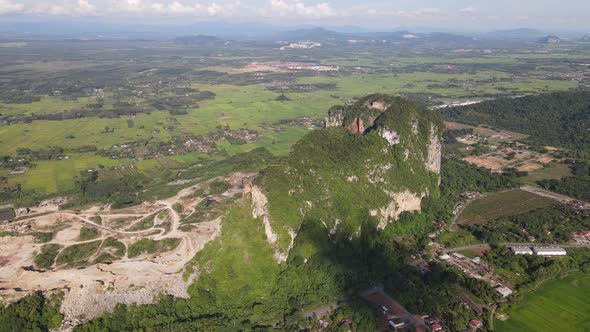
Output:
102,237,126,257
34,244,62,269
79,227,100,241
128,238,181,258
0,292,63,331
56,240,101,265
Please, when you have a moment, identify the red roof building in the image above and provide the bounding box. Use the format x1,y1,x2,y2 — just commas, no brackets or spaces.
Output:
470,319,482,328
430,323,443,331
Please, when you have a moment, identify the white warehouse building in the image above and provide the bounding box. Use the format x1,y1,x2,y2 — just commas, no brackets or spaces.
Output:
532,247,567,256
510,246,533,255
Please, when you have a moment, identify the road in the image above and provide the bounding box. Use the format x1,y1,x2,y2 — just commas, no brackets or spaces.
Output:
520,185,589,204
445,242,590,253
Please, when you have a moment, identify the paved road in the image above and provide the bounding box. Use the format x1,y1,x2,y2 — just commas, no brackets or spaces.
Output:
520,185,589,204
446,242,590,253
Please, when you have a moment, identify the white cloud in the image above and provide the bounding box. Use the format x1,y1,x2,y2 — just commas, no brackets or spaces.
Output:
0,0,24,15
147,1,230,16
167,1,199,14
76,0,96,15
265,0,334,18
413,8,439,17
28,0,96,16
207,3,225,16
459,6,475,14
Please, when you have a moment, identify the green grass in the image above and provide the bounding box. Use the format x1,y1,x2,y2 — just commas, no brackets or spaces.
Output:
438,229,482,247
457,189,557,225
78,227,100,241
0,55,582,198
34,244,62,269
522,162,572,184
127,213,156,232
101,237,126,257
496,273,590,332
0,96,94,116
55,240,101,265
127,238,181,258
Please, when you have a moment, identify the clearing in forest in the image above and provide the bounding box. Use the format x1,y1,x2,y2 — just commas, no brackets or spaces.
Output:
456,189,557,225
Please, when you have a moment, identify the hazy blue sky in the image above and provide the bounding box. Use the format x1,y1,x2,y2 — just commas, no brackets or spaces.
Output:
0,0,588,31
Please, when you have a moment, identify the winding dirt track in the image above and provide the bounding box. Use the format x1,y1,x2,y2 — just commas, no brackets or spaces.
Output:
0,173,261,328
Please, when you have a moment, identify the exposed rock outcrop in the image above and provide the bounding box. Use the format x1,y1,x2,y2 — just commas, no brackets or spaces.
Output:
325,108,344,127
366,100,390,111
375,190,424,229
251,185,279,246
379,128,400,146
427,124,442,174
347,116,365,133
251,185,294,263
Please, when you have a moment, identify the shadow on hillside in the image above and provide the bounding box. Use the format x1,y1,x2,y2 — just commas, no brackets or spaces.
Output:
286,215,464,329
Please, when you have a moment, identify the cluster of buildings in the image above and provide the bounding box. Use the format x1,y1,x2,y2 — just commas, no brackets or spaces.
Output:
424,316,444,331
440,252,514,299
431,100,481,110
564,199,590,210
278,42,322,50
103,127,261,160
269,62,339,72
510,246,567,256
572,230,590,243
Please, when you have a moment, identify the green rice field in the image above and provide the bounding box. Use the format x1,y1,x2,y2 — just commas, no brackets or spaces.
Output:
496,273,590,332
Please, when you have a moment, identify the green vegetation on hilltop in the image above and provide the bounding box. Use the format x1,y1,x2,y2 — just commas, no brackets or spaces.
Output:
258,95,443,251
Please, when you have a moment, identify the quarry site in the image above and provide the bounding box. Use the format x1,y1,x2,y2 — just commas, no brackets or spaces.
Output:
0,172,256,328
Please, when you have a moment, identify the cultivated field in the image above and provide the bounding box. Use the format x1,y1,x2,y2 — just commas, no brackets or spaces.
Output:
522,162,573,184
1,40,588,201
496,273,590,332
456,189,557,225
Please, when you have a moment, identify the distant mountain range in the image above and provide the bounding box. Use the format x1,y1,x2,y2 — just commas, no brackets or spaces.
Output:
0,20,586,44
537,35,562,44
481,28,546,40
269,27,475,44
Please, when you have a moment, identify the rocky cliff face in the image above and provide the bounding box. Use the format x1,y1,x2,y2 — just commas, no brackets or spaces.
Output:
252,94,443,261
427,123,442,174
325,108,344,127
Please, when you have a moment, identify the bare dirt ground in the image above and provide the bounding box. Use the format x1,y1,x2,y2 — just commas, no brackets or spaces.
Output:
463,155,505,171
0,172,256,330
464,147,556,173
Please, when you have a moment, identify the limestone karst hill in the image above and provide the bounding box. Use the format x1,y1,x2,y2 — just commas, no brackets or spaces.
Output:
249,94,443,261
